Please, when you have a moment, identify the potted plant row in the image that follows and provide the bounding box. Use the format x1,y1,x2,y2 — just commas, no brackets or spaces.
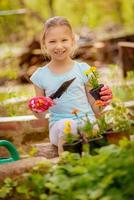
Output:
63,99,133,154
63,65,133,154
62,110,105,155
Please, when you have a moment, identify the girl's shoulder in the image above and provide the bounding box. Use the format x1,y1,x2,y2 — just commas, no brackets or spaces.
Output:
75,61,91,84
30,65,49,88
31,65,49,77
75,61,91,72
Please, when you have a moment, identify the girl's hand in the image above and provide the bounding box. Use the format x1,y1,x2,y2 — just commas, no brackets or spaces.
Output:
99,85,113,106
28,96,54,113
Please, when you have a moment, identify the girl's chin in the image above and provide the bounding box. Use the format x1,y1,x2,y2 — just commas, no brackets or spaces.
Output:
52,54,68,61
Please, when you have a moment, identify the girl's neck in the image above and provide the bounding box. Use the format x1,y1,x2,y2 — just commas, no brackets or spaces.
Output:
48,58,74,74
50,57,73,67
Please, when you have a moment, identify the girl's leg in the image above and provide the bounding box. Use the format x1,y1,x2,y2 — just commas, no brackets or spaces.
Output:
57,136,64,155
49,119,78,155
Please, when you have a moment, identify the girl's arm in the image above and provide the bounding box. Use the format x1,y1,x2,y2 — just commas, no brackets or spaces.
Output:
32,84,47,119
85,85,102,118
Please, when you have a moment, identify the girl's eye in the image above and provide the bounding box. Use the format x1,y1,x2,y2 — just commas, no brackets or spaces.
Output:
49,41,55,43
62,39,68,42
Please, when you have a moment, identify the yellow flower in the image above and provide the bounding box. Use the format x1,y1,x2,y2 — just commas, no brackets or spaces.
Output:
84,69,92,76
64,127,71,135
64,121,71,127
84,66,96,76
90,66,96,72
64,121,71,135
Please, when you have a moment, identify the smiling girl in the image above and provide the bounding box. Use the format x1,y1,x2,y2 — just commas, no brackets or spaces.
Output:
29,16,112,154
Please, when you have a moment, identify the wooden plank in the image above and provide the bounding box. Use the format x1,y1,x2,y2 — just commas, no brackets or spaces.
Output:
0,9,26,16
118,42,134,77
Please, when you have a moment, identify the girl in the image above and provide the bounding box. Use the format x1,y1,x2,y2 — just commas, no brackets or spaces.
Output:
30,16,112,155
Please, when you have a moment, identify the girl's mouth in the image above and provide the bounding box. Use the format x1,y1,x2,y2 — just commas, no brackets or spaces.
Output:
54,50,66,56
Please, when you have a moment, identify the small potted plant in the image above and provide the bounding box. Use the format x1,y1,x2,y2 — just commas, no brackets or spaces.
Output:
84,66,104,100
103,99,132,145
96,115,110,146
80,113,105,154
71,108,105,154
63,120,82,154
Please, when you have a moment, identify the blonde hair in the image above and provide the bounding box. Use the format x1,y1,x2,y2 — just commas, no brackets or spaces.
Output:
40,16,76,57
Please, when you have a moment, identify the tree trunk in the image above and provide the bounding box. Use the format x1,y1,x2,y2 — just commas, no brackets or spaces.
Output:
48,0,55,16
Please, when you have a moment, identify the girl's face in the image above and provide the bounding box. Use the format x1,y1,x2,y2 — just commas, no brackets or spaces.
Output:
44,25,74,61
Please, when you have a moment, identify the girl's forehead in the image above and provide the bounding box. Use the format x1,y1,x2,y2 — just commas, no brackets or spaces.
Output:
45,25,72,39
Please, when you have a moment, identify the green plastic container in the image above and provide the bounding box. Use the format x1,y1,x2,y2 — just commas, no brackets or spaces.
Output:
0,140,20,164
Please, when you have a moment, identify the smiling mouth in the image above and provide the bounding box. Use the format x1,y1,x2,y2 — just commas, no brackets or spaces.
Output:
54,50,66,56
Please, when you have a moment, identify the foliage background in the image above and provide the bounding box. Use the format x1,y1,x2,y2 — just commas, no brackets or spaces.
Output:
0,0,134,43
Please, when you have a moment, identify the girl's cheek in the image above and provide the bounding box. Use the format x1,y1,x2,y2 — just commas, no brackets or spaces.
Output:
49,44,56,49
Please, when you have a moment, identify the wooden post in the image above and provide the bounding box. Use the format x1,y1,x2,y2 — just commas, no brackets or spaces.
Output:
118,42,134,77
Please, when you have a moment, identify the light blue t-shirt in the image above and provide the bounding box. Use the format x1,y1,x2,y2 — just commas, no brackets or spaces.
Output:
30,61,95,127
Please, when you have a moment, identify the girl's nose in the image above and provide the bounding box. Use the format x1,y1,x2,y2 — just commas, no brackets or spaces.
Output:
55,42,63,49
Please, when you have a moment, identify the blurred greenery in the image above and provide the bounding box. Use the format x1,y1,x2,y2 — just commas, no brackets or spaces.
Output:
1,141,134,199
0,85,34,101
112,84,134,102
0,0,134,42
0,85,34,116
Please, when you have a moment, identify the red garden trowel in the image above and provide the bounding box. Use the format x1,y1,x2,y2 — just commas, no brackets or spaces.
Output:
28,77,76,112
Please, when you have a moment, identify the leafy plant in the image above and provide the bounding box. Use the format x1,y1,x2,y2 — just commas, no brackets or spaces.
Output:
111,70,134,102
71,109,102,140
1,141,134,200
84,66,100,89
80,114,100,139
105,99,132,133
63,120,79,144
0,178,17,198
96,115,108,135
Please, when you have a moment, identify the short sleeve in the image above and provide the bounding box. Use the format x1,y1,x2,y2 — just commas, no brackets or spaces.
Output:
30,68,43,89
78,62,91,84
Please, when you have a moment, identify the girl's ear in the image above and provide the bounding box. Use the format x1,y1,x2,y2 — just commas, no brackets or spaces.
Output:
73,32,79,47
72,32,76,44
70,33,78,56
40,41,51,59
70,38,77,58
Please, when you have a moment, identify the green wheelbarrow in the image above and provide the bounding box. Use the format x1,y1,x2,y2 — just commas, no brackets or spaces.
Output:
0,140,20,164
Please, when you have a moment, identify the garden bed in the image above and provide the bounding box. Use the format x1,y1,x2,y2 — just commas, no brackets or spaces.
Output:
0,141,134,200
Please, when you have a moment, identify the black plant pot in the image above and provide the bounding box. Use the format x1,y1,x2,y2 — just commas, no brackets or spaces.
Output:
89,84,104,100
88,136,106,155
63,139,82,155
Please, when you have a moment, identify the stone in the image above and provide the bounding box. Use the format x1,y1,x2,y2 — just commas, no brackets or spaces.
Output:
31,142,58,159
0,157,50,183
0,115,49,147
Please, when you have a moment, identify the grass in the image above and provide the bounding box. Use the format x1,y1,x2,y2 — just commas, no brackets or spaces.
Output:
112,84,134,102
0,84,34,101
0,84,34,116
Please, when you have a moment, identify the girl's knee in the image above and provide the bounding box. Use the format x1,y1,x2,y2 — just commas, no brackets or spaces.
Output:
49,119,78,146
57,118,78,135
